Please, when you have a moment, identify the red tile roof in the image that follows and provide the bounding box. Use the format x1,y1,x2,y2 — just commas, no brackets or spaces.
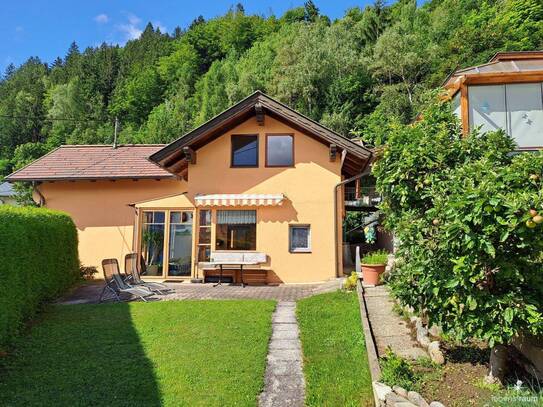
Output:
6,145,175,182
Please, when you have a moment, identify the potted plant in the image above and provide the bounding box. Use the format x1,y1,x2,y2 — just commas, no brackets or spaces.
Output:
142,228,163,275
361,250,389,286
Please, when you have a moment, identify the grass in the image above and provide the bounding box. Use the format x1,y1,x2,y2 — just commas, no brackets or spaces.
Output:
297,290,373,406
0,300,275,407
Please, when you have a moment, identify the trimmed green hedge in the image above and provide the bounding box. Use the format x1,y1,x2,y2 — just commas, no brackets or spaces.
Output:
0,206,79,351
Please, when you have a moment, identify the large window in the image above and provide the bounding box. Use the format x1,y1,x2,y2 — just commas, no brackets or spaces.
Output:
266,134,294,167
216,210,256,250
231,135,258,167
468,83,543,148
289,225,311,253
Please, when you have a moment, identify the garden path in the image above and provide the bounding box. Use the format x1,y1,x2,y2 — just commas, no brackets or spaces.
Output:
259,301,305,407
363,285,426,359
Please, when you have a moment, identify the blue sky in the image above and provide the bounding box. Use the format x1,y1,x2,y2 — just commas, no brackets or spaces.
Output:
1,0,377,73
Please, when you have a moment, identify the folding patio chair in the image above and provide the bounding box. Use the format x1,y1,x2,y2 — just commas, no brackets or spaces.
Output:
99,258,154,303
124,253,170,295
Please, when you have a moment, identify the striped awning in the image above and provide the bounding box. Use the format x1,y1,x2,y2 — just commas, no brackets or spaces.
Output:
195,194,285,207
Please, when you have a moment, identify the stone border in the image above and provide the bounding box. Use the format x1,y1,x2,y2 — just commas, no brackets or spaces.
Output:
356,280,382,407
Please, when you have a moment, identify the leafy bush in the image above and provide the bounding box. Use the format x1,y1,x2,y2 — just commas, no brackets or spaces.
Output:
0,206,79,351
79,265,98,280
343,271,358,291
380,350,420,391
361,250,389,265
373,99,543,348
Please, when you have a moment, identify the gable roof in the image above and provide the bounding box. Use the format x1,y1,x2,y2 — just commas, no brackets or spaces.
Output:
5,145,175,182
443,50,543,90
149,91,372,177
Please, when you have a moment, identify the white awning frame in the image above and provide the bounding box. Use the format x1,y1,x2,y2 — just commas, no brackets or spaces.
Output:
194,194,285,207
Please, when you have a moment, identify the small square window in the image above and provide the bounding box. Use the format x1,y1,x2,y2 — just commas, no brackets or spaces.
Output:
289,225,311,253
232,135,258,167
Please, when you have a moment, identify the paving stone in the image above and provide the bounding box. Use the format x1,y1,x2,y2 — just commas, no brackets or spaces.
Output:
269,339,301,350
271,329,299,340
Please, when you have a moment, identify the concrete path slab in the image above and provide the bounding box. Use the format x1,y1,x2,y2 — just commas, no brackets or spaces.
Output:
259,301,305,407
363,285,427,360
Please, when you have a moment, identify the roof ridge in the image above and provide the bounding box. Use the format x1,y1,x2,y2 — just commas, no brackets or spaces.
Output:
58,144,167,148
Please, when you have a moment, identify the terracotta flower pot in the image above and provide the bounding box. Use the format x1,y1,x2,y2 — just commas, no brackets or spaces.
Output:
361,263,386,286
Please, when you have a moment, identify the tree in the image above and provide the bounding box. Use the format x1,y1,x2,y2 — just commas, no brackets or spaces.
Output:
373,99,543,379
304,1,319,22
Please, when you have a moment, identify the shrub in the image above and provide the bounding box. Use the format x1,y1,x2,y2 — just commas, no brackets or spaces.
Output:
0,206,79,351
343,271,358,290
373,99,543,348
79,265,98,280
361,250,389,265
380,350,420,391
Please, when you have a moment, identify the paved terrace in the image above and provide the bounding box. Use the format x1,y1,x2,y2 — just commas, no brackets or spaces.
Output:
59,279,343,305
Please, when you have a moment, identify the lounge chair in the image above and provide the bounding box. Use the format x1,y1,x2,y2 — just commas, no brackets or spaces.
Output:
124,253,170,295
99,258,154,302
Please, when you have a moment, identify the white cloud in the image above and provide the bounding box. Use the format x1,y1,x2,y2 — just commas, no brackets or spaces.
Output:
116,13,143,41
153,21,167,33
15,26,24,33
94,14,109,24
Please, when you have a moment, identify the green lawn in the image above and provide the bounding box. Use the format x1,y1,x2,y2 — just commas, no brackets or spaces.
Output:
0,300,275,407
297,290,373,407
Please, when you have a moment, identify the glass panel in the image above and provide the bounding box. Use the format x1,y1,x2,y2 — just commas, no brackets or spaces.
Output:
199,227,211,244
197,245,211,262
170,211,181,224
506,83,543,148
216,224,256,250
290,226,310,251
154,211,165,224
452,92,461,120
143,212,153,223
199,209,211,226
232,135,258,167
267,135,293,166
141,223,165,276
168,211,193,277
468,85,506,134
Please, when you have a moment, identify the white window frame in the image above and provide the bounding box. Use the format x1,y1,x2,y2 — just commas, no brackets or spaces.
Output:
289,224,311,253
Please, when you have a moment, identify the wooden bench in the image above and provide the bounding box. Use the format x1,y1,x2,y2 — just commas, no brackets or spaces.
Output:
199,252,267,286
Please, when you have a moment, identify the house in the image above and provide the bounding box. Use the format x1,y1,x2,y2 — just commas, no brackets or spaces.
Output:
0,182,17,205
6,91,372,284
444,51,543,148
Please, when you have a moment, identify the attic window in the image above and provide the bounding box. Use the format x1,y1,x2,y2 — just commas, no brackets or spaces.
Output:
231,135,258,167
266,134,294,167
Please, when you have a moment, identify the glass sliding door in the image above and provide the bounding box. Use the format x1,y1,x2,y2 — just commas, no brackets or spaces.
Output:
167,211,193,277
141,211,165,276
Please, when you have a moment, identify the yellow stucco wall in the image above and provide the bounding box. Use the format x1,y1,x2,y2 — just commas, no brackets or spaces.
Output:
37,115,344,283
37,179,186,273
187,115,342,283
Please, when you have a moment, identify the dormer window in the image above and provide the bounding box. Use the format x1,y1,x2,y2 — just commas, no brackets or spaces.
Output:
231,135,258,167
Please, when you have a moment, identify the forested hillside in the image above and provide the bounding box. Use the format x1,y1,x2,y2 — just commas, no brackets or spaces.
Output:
1,0,542,178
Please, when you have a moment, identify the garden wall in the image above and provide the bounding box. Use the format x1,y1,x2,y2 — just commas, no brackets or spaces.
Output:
0,206,79,351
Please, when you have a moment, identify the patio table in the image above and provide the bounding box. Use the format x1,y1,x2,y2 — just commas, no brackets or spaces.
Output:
211,261,261,287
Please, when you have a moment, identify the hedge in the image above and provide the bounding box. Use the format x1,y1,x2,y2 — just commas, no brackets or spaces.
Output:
0,206,79,351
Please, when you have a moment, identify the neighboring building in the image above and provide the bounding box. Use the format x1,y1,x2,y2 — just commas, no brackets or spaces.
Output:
444,51,543,149
6,91,372,284
0,182,17,205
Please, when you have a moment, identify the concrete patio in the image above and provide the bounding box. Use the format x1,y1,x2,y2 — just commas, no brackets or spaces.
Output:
58,279,343,305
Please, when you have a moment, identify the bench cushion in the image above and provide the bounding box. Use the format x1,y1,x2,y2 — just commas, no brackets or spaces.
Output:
209,251,266,264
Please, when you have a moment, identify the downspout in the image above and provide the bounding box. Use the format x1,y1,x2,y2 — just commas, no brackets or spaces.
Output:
333,152,373,278
33,181,46,206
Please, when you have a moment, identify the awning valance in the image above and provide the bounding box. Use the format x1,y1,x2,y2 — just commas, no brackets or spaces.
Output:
195,194,284,207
